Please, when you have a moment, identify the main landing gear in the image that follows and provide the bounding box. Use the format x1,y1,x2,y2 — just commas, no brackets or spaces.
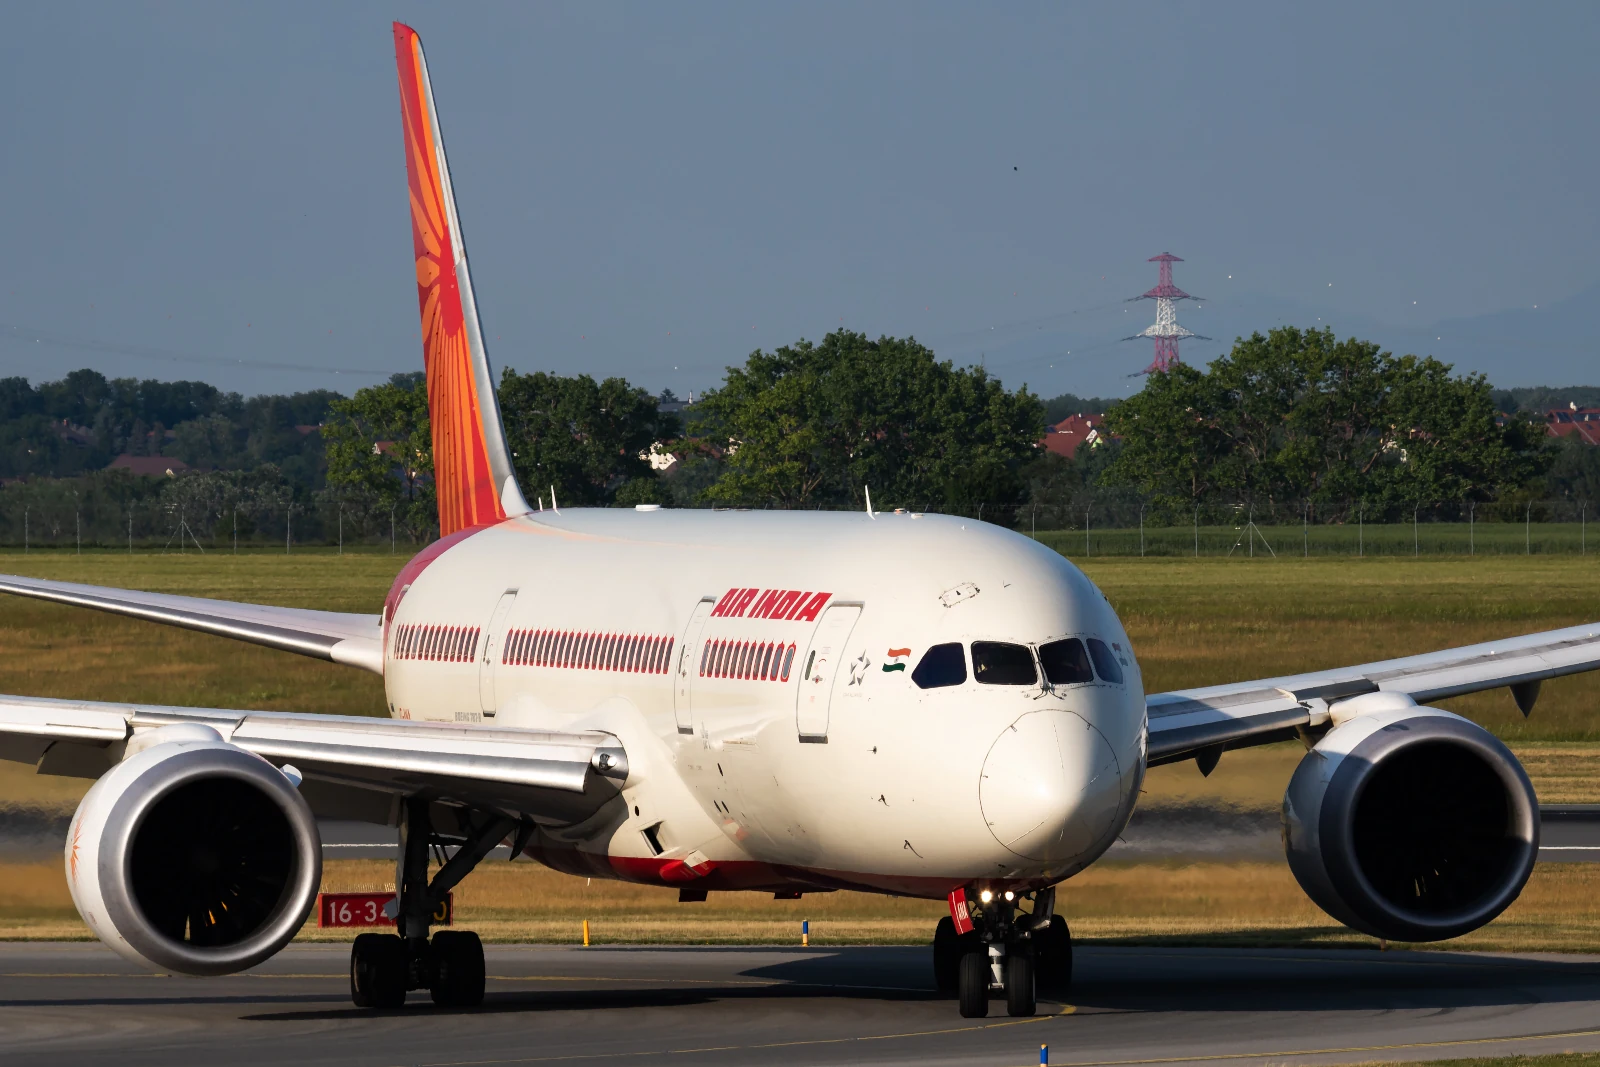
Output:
933,886,1072,1019
350,798,518,1009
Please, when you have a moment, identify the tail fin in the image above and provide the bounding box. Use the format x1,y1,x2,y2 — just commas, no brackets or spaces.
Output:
392,22,529,536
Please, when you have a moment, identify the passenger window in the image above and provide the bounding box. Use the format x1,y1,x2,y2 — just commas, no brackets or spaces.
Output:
1039,639,1094,686
972,641,1037,686
1086,638,1124,685
911,643,966,689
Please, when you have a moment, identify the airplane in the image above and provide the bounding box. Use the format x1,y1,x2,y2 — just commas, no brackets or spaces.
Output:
0,21,1597,1020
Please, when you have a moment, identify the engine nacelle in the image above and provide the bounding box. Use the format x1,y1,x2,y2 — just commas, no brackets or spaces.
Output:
1284,701,1537,942
66,725,321,975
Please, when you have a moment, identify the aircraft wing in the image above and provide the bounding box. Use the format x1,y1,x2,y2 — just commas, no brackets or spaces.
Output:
0,573,384,674
0,693,627,825
1145,620,1600,766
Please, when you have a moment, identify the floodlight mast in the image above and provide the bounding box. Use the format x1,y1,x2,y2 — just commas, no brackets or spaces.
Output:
1124,253,1209,374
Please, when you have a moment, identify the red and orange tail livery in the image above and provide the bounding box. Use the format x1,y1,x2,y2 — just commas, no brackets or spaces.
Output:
393,22,528,537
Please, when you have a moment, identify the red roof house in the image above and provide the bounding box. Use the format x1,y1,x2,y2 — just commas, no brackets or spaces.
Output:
1547,405,1600,446
1040,414,1105,460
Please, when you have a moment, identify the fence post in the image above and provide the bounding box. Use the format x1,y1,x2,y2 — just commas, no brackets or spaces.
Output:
1084,505,1090,558
339,506,344,556
1031,504,1037,540
1470,502,1475,556
1303,503,1308,558
1525,501,1531,555
1358,503,1363,558
23,506,27,554
391,507,396,554
233,508,237,554
128,512,133,554
1139,505,1145,558
1194,506,1199,557
1583,503,1587,556
286,507,291,554
1413,506,1418,558
76,507,80,555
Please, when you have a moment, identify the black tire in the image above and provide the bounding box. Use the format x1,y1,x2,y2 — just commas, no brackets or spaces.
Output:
351,933,407,1009
933,917,959,994
957,949,989,1018
1036,915,1073,991
430,930,486,1007
1006,948,1036,1017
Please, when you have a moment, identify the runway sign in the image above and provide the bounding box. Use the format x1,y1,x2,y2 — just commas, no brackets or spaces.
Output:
317,892,452,928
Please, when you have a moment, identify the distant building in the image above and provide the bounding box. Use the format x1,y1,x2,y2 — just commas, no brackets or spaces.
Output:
110,455,189,477
1547,404,1600,446
1040,414,1105,460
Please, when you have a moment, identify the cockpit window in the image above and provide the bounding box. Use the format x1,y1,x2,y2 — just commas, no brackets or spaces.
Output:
1086,638,1124,685
972,641,1037,686
1039,638,1094,686
912,643,966,689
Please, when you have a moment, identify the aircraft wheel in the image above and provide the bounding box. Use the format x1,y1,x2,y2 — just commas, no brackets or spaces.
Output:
933,917,965,993
430,930,486,1007
957,950,990,1018
351,932,408,1008
1036,914,1073,991
1006,948,1036,1017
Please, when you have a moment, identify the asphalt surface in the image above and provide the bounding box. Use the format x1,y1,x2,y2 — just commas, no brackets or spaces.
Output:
7,806,1600,862
5,942,1600,1067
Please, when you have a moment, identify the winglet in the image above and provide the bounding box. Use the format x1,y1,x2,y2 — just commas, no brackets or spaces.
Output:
392,23,530,536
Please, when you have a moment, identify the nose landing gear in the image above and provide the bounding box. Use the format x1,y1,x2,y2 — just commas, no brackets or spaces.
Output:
935,886,1071,1018
349,797,516,1009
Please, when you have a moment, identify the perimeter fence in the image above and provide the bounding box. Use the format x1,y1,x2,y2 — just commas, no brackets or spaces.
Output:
0,489,1591,558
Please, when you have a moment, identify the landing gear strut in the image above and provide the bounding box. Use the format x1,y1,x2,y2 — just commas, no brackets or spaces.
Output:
938,886,1069,1019
349,797,516,1009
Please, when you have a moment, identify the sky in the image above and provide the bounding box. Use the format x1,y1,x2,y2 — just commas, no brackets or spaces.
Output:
0,2,1595,401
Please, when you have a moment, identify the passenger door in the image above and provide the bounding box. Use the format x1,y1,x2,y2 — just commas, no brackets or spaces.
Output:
674,597,716,734
795,603,862,742
478,589,518,715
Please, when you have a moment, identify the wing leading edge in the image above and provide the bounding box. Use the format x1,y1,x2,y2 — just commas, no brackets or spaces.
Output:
0,693,627,826
0,574,384,674
1146,621,1600,766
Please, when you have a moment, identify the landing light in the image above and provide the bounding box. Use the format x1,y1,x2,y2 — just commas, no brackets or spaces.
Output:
979,889,993,904
1004,891,1015,902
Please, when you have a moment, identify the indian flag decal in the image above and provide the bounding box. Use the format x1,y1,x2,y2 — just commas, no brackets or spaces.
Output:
883,648,910,672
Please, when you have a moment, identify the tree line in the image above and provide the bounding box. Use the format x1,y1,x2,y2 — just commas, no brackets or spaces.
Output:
0,324,1595,547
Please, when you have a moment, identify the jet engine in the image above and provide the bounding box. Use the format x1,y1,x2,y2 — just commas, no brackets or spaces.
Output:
66,724,321,975
1283,698,1538,942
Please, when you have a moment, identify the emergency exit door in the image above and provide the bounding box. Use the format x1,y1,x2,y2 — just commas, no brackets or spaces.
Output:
674,597,715,734
478,589,517,715
795,603,862,742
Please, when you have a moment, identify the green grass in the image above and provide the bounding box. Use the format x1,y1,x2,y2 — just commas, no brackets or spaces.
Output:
0,550,1598,949
1033,520,1599,558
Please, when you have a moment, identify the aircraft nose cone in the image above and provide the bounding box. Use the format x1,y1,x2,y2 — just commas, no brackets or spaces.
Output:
980,710,1122,863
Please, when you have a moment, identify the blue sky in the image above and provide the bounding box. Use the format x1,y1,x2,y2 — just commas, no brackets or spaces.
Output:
0,2,1594,400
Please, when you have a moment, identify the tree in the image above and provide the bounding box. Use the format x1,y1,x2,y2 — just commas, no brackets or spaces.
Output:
1102,326,1552,519
498,370,676,506
690,331,1044,510
322,373,435,540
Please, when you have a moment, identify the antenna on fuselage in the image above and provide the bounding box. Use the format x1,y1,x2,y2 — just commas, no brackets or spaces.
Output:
864,486,876,519
550,485,559,514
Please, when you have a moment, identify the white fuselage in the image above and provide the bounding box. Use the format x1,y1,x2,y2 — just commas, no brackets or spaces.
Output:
381,508,1147,899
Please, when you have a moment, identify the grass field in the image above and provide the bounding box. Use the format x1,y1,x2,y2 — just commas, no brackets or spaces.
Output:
1034,519,1597,558
0,550,1595,948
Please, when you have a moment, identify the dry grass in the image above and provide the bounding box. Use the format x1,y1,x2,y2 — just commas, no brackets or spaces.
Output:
9,858,1600,952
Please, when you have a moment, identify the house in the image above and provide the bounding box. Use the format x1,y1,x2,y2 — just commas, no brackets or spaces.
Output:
1040,414,1104,460
109,455,189,477
1548,404,1600,446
